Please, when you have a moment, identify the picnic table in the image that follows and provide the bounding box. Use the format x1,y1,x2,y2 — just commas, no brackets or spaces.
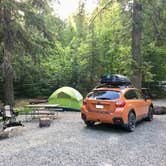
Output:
25,104,62,121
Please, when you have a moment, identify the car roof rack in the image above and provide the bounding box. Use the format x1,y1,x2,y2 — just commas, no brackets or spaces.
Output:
94,74,133,89
94,83,133,89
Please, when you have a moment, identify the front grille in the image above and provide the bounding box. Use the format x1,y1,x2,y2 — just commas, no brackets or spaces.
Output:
88,110,112,114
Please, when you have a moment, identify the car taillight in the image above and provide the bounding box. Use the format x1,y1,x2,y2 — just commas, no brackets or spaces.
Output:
83,100,87,105
115,100,126,107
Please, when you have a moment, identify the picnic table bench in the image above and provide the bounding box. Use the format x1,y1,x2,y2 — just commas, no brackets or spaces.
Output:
24,104,62,121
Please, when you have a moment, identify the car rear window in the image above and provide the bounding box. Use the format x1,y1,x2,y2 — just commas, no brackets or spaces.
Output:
88,91,120,100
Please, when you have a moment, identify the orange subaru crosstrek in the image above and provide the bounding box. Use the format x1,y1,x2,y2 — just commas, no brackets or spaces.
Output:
81,87,154,131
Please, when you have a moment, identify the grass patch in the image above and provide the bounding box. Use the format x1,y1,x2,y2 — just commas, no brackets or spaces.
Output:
14,107,33,114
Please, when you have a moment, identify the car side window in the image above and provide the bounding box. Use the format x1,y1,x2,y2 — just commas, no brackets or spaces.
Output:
124,90,137,100
135,90,144,100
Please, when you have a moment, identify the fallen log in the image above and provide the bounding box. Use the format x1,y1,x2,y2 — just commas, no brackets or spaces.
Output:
29,99,48,104
154,106,166,115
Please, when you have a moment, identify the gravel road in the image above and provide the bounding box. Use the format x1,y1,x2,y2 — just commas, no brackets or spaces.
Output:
0,112,166,166
153,99,166,107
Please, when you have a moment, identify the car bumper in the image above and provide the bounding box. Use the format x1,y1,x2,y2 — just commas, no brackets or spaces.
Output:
81,107,127,125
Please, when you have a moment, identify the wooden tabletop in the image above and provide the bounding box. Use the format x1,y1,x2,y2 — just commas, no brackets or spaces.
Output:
26,104,59,108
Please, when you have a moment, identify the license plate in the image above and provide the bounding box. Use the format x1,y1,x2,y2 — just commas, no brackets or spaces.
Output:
96,104,104,109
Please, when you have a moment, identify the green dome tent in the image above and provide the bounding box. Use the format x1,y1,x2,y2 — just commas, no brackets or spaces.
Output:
48,87,83,110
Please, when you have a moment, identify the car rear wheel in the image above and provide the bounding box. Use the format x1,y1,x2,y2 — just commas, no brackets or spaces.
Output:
145,106,153,121
85,121,95,127
125,112,136,132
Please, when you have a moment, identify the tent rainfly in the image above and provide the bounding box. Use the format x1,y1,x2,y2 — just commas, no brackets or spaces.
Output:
48,87,83,110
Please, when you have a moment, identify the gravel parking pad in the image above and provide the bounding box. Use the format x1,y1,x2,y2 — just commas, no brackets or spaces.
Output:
0,112,166,166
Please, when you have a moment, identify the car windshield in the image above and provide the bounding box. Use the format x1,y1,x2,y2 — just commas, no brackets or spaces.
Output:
88,91,120,100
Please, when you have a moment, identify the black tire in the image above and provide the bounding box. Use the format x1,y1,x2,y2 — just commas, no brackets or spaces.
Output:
125,112,136,132
145,106,153,121
85,121,95,127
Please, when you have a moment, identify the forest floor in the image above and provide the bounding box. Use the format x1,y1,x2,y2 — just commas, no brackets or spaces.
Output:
0,112,166,166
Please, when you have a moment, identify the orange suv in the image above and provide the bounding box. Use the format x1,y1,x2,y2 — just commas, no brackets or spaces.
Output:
81,75,154,131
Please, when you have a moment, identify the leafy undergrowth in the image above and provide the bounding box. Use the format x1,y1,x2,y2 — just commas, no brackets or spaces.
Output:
0,99,33,115
14,107,33,114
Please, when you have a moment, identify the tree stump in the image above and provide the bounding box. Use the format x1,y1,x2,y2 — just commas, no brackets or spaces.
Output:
39,117,51,127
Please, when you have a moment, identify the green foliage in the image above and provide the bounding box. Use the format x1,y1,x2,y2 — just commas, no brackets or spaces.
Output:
142,0,166,81
14,107,33,114
143,44,166,81
0,0,166,101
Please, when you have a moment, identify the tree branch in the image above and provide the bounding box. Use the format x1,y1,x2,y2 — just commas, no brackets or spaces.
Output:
89,0,113,25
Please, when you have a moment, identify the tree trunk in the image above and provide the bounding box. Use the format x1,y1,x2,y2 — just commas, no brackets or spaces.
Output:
2,6,14,106
90,23,97,89
131,1,142,88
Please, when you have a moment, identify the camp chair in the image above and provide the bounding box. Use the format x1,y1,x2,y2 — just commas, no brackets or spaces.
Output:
1,105,16,121
1,105,23,130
